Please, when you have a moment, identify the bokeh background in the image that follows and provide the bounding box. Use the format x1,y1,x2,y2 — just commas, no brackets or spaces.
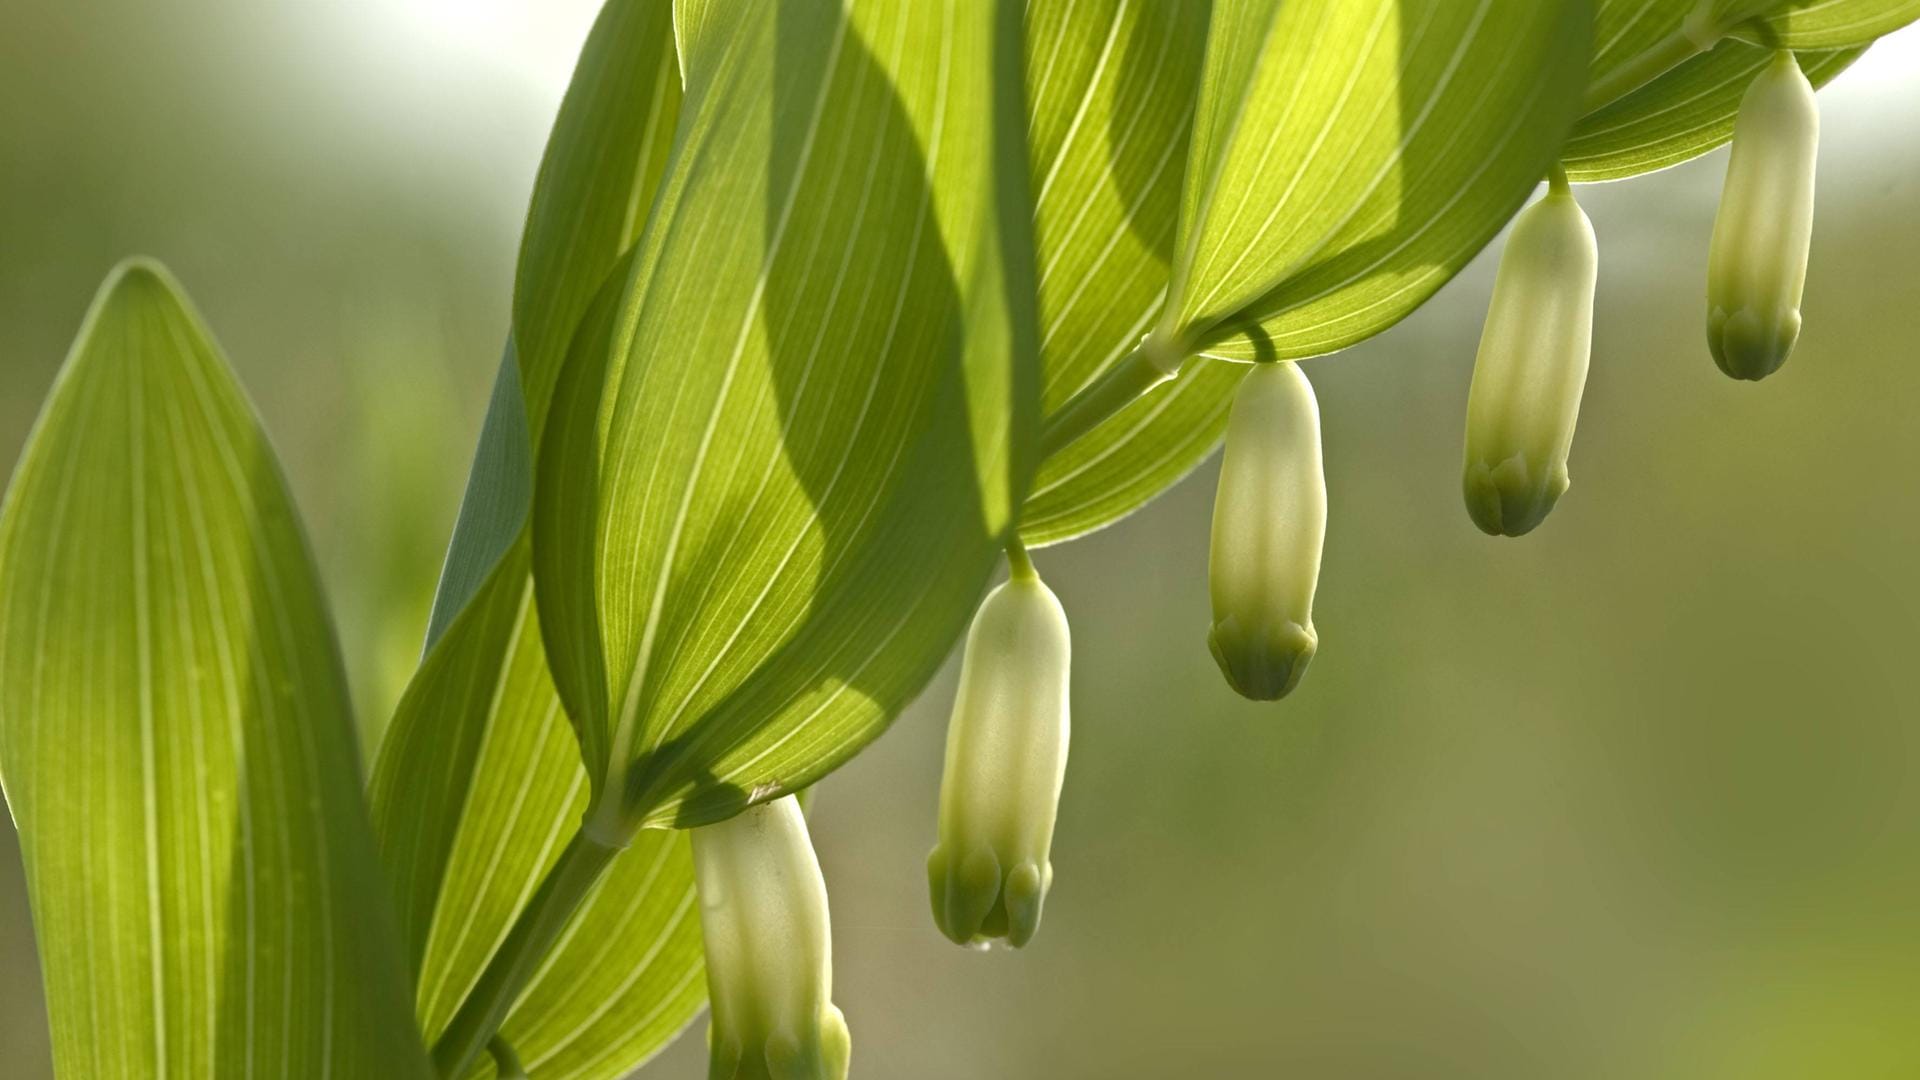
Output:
5,4,1919,1077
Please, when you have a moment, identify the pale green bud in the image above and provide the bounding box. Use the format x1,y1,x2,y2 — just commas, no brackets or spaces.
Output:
927,569,1070,948
1707,50,1818,381
692,796,850,1080
1207,360,1325,701
1461,180,1598,537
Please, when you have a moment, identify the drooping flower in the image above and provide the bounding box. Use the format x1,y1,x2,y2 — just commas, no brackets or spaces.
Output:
1462,174,1598,537
928,560,1070,948
691,796,851,1080
1207,360,1326,701
1707,49,1819,381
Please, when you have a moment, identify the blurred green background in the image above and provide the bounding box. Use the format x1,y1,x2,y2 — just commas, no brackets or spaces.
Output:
4,4,1919,1077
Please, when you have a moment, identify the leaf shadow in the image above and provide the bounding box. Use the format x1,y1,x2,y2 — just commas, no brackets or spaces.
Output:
1106,0,1210,264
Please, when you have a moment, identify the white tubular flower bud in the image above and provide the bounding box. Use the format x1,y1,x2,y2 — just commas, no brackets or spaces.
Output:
1207,360,1326,701
927,563,1070,949
691,796,850,1080
1461,176,1598,537
1707,49,1818,381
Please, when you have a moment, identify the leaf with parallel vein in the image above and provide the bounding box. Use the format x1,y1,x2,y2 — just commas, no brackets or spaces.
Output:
1161,0,1593,362
535,0,1040,830
367,1,705,1076
1565,41,1858,181
1566,0,1918,183
0,260,428,1079
1015,0,1229,547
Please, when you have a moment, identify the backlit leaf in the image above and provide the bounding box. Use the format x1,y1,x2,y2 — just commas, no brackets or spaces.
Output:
1564,42,1858,182
1163,0,1593,361
1735,0,1920,47
368,2,704,1077
536,0,1040,829
0,260,428,1078
1015,0,1231,547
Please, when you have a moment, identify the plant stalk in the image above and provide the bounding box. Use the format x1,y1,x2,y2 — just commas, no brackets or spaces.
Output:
487,1037,530,1080
429,827,624,1078
1040,335,1186,459
1004,537,1036,581
1581,18,1722,115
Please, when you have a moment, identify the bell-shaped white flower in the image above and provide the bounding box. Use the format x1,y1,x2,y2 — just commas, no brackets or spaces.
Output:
1207,360,1326,701
927,562,1070,948
1707,49,1818,381
1462,176,1598,537
691,796,850,1080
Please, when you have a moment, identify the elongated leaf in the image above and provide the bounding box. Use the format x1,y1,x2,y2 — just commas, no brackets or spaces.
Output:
537,0,1039,829
0,260,428,1078
1567,0,1909,182
1564,41,1858,181
1015,0,1232,547
1735,0,1920,47
369,2,705,1076
1162,0,1593,361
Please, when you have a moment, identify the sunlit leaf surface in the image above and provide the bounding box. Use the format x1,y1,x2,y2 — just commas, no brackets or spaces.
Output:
1016,0,1229,547
537,0,1040,829
1023,0,1591,544
1165,0,1593,361
0,261,428,1078
1738,0,1920,47
1565,42,1858,181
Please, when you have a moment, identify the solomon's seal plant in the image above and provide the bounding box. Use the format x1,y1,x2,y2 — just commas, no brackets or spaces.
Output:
2,0,1916,1076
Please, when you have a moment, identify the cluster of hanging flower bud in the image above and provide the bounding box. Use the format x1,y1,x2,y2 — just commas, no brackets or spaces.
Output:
682,53,1830,1075
1461,49,1819,538
691,796,851,1080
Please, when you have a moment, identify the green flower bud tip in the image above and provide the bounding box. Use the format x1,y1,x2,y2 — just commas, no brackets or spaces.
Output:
1461,179,1597,538
1208,360,1326,701
1707,50,1817,381
928,569,1070,949
692,796,851,1080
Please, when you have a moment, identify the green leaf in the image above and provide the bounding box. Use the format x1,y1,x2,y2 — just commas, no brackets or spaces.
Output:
1564,41,1858,182
536,0,1040,829
1019,359,1243,546
1735,0,1920,47
0,260,428,1078
1161,0,1593,361
1582,0,1782,117
425,0,683,645
1566,0,1912,183
1022,0,1592,545
1014,0,1231,547
369,2,704,1076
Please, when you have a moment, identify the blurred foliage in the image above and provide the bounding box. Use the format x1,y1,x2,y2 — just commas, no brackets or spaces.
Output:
4,4,1919,1078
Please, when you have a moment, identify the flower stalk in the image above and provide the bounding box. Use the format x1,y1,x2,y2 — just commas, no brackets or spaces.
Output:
1040,331,1187,458
693,796,851,1080
1207,360,1326,701
1707,49,1819,381
928,550,1071,948
1461,169,1598,537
